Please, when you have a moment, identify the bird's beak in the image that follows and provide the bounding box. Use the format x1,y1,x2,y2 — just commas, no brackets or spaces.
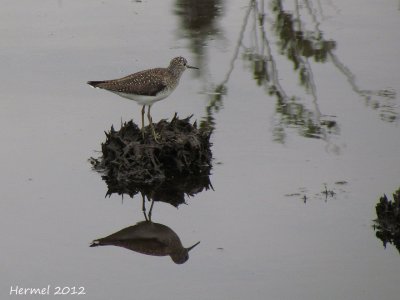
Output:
187,65,199,70
187,241,200,252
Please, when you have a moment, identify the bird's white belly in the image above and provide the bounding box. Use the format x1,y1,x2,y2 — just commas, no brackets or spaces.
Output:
113,89,173,106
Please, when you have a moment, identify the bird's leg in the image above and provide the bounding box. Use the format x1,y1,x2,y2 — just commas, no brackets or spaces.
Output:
142,194,148,221
148,199,155,222
141,105,145,139
147,105,151,124
147,105,160,143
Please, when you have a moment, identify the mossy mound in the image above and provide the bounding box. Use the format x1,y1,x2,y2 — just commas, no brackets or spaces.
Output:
90,114,213,205
374,188,400,253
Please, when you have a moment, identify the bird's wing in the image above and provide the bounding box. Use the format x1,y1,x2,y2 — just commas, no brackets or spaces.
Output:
92,68,167,96
91,237,169,256
121,238,169,256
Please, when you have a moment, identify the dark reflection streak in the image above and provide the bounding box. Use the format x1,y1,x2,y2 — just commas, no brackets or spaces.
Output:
293,1,334,146
221,1,253,87
252,4,258,53
294,0,300,29
329,50,397,123
328,50,398,123
301,1,328,137
296,0,321,121
328,49,397,120
328,52,364,96
296,2,340,149
259,0,265,56
255,1,288,100
201,0,253,130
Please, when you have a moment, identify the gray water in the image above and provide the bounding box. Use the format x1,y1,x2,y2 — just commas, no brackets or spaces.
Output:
1,0,400,299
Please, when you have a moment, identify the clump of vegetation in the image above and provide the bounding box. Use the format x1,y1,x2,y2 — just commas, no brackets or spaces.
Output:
373,187,400,254
90,114,213,206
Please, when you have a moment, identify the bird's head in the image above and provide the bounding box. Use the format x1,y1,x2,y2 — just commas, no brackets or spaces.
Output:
170,241,200,264
169,57,199,75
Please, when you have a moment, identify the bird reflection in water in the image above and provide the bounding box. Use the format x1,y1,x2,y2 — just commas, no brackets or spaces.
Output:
90,199,200,264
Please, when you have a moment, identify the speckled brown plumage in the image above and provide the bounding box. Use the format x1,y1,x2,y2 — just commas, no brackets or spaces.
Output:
88,68,170,97
87,57,196,98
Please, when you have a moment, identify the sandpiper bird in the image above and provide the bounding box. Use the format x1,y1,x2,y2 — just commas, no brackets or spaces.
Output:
90,221,200,264
87,56,198,141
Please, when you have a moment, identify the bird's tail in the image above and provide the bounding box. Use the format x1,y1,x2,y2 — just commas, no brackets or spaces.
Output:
89,240,101,247
87,80,105,88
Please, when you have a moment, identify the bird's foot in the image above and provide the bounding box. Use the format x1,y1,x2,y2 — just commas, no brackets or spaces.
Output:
147,117,161,143
150,126,161,144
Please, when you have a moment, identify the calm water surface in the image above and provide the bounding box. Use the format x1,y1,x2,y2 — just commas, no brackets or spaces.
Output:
1,0,400,299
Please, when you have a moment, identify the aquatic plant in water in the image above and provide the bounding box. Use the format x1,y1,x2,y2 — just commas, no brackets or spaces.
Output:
373,188,400,254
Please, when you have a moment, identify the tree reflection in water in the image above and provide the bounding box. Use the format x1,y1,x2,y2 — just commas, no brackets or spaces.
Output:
175,0,398,148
